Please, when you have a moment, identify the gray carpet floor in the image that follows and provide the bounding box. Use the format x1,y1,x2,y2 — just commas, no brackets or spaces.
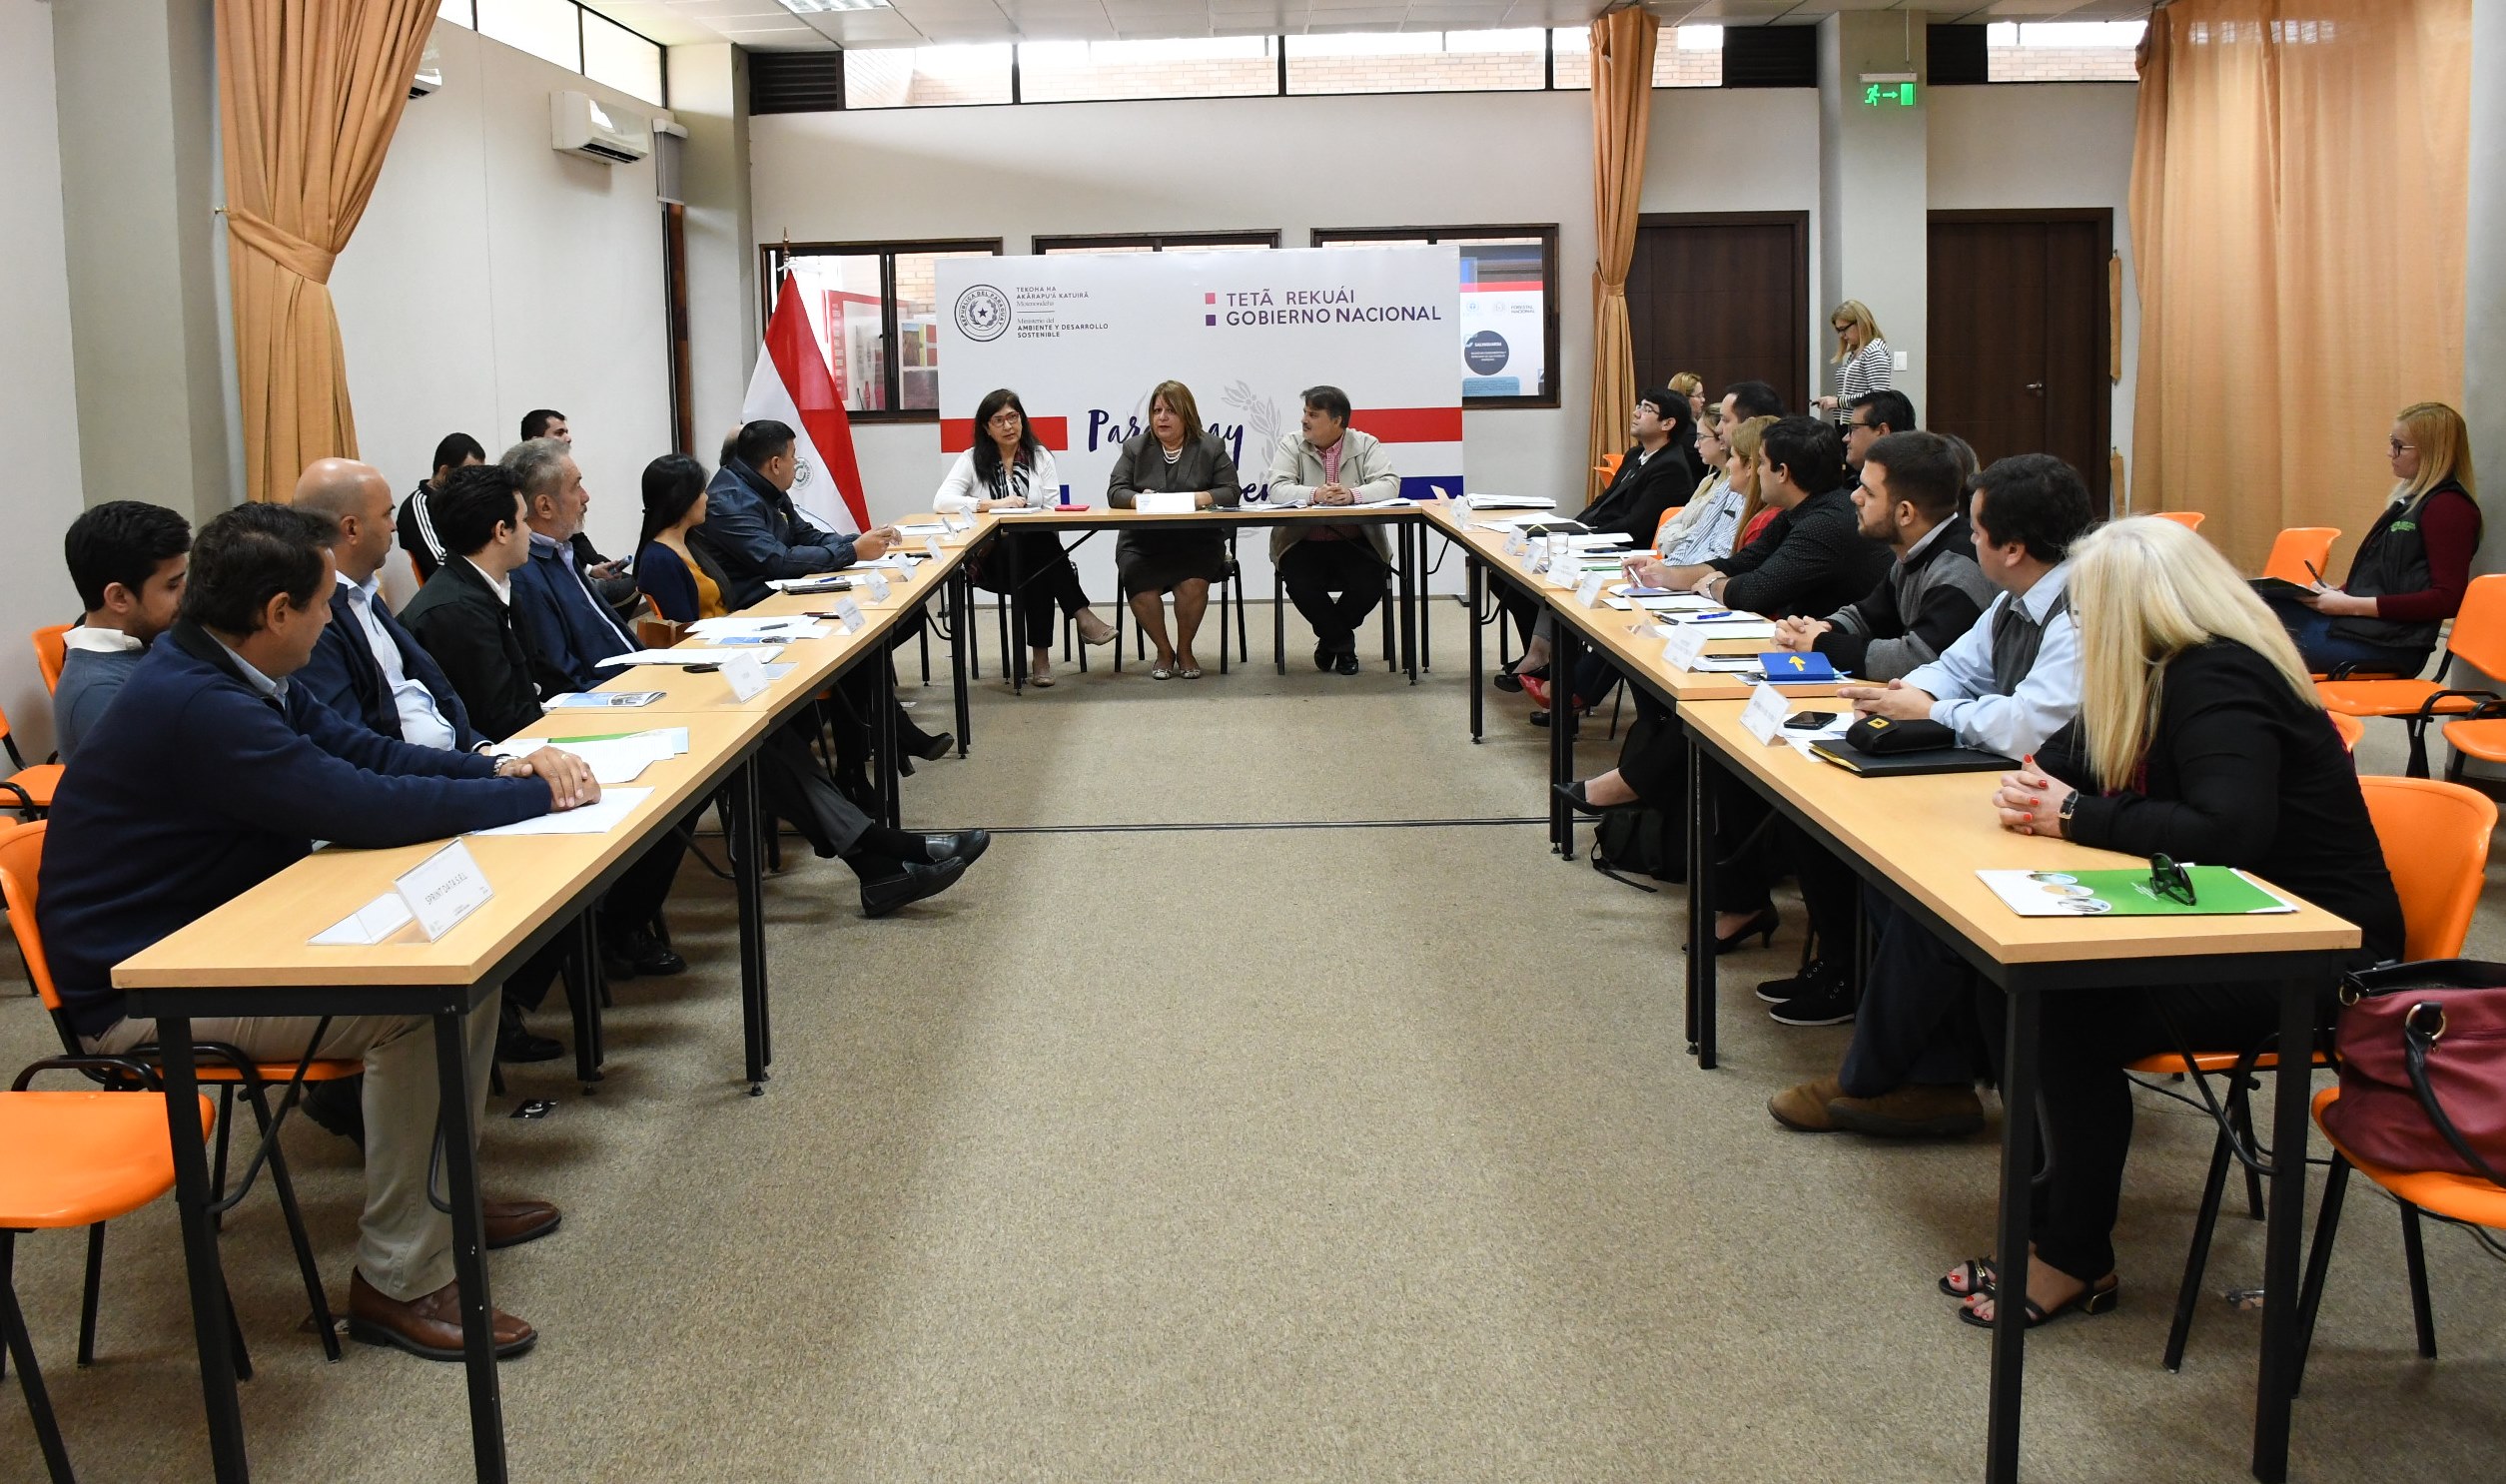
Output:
2,599,2502,1481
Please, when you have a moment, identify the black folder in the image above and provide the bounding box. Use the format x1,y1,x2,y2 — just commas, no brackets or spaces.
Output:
1807,741,2017,777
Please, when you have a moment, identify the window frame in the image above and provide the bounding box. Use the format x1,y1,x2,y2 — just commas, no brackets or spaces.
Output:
1309,223,1561,410
444,0,669,107
758,238,1005,424
1032,230,1282,254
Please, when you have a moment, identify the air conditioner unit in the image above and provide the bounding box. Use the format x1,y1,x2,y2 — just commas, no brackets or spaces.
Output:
410,36,442,99
550,91,650,165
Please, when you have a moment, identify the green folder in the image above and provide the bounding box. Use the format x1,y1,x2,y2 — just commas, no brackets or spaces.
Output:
1997,866,2295,917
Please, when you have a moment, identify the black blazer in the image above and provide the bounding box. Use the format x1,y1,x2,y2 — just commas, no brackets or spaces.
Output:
398,558,547,743
1580,442,1699,546
299,580,484,751
2042,639,2405,962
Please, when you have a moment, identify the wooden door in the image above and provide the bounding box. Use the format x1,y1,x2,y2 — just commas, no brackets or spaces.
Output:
1929,212,2111,504
1629,213,1810,416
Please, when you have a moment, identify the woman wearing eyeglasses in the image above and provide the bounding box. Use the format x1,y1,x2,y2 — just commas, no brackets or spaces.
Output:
1966,516,2402,1330
2264,400,2478,678
1813,300,1891,421
937,387,1117,687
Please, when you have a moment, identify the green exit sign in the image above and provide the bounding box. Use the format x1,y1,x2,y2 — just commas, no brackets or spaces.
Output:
1863,81,1919,107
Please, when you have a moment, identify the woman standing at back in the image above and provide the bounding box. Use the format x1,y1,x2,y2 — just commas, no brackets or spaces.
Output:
1815,300,1892,421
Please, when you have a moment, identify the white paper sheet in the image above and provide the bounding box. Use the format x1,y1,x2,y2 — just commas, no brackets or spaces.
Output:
687,616,828,639
310,892,414,947
593,647,782,667
492,729,689,786
467,788,654,838
1462,494,1555,510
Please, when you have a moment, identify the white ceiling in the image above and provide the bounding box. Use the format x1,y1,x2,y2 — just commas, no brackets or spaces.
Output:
586,0,2150,53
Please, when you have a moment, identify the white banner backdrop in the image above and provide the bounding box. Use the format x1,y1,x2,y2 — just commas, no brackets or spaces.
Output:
934,248,1464,538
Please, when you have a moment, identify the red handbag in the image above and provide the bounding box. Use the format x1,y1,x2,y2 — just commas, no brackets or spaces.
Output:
2323,960,2506,1182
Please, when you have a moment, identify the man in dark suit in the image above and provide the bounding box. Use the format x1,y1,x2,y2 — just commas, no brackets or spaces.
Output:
38,502,586,1360
398,465,544,741
294,459,490,753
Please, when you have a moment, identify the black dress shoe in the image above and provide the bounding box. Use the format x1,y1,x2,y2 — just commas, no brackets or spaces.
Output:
860,856,967,918
496,1021,563,1065
1333,651,1360,676
1552,780,1615,817
1528,710,1580,735
1314,644,1333,672
299,1075,366,1148
922,829,990,868
1493,665,1525,694
911,731,955,763
605,931,685,979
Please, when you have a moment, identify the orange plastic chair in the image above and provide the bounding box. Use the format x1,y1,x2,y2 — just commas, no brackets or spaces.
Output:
0,1063,213,1483
30,627,70,695
2157,510,2206,531
2131,774,2495,1369
0,702,58,819
2261,527,2340,587
2317,572,2506,776
1649,504,1687,550
2295,1084,2506,1381
2329,712,2365,752
1593,452,1623,483
0,823,345,1362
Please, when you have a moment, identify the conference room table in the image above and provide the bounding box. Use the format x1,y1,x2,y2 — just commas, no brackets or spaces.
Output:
1440,494,2364,1483
110,513,994,1484
971,501,1438,689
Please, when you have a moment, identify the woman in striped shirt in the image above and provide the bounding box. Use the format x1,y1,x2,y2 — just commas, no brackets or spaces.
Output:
1816,300,1893,421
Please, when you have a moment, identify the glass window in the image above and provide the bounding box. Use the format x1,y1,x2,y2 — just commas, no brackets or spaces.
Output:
1311,226,1558,407
1020,37,1277,104
1552,25,1722,89
1036,232,1279,254
582,11,665,106
437,0,474,28
843,45,1014,108
766,242,1002,419
1286,29,1543,95
1986,20,2144,82
475,0,581,73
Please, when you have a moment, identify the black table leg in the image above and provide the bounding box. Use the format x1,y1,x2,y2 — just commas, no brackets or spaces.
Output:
727,758,769,1094
158,1022,252,1482
1986,986,2041,1484
561,913,601,1092
1686,731,1709,1063
878,655,902,829
1004,536,1026,695
1467,557,1484,743
949,571,971,756
1418,526,1433,674
1400,520,1418,684
431,1010,508,1484
2250,977,2316,1481
1551,620,1582,860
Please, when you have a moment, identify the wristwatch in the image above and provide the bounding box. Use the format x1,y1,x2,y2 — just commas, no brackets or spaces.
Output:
2058,791,2081,829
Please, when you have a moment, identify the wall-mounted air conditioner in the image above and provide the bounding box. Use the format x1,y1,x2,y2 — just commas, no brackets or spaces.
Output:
550,91,650,165
411,36,442,98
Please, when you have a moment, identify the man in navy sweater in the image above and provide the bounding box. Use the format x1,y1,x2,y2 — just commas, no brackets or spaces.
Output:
38,503,595,1361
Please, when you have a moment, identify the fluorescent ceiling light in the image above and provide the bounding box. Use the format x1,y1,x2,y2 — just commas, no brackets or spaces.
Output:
779,0,893,13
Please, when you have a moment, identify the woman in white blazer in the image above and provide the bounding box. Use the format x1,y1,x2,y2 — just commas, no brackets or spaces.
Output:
937,387,1114,685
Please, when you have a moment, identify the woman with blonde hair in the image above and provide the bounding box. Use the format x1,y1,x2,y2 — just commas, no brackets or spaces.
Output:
2268,399,2478,677
1106,379,1243,679
1964,515,2401,1330
1814,300,1891,418
1729,414,1781,551
1667,371,1707,425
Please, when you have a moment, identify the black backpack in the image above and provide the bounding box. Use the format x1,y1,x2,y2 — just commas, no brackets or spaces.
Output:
1590,806,1686,889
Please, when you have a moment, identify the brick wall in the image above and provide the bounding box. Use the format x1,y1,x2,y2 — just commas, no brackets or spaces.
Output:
1987,45,2138,83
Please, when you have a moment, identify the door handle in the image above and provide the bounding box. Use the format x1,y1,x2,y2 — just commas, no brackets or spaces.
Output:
2024,382,2047,395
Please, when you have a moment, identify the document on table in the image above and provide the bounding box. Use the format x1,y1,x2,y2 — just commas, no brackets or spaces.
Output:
894,521,949,537
765,575,850,593
468,788,653,838
1463,493,1556,510
1687,655,1768,672
492,728,689,786
594,647,783,667
687,616,829,640
1978,868,2297,918
854,554,921,570
1133,491,1198,514
1657,618,1778,641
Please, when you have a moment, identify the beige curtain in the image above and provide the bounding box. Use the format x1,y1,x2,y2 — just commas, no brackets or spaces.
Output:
2128,0,2471,569
1587,8,1658,500
218,0,440,502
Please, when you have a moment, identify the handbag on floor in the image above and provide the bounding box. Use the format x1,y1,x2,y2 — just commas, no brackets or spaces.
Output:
1590,805,1685,888
2323,959,2506,1181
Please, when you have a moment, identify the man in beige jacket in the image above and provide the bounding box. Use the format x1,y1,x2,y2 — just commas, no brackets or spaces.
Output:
1266,385,1400,674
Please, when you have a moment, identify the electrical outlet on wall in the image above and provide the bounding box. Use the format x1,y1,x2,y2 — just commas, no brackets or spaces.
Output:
1892,351,1909,371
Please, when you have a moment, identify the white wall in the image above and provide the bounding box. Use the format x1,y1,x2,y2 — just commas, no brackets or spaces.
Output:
1928,82,2142,504
2,0,89,758
332,20,674,564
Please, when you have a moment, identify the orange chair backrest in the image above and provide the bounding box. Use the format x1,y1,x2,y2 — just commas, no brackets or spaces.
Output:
2359,776,2495,961
2156,511,2205,531
2262,527,2340,586
0,821,60,1011
1651,505,1687,547
2436,572,2506,680
1595,452,1623,480
2329,712,2365,752
32,625,71,694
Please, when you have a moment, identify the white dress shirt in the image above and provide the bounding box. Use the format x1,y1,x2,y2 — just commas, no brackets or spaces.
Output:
339,571,457,751
1900,560,2081,758
1659,477,1745,565
935,447,1063,512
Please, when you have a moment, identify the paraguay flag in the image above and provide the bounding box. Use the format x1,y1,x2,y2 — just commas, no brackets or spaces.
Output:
744,277,867,534
1348,405,1464,501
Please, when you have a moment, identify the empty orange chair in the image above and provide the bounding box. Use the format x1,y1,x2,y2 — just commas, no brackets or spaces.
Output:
1593,452,1624,485
2133,774,2495,1369
2317,571,2506,776
2157,510,2205,531
0,703,58,819
0,1062,213,1483
30,627,70,695
2262,527,2340,587
0,822,344,1363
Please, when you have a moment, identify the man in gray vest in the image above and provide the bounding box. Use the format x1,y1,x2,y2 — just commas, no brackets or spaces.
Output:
1767,454,2098,1136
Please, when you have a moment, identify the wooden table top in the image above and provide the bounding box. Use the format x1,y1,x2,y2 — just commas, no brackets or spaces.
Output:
1681,699,2362,966
994,502,1426,526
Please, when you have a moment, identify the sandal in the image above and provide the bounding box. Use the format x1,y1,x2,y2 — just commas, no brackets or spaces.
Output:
1150,664,1175,681
1179,664,1205,679
1939,1257,1996,1300
1957,1275,2117,1330
1029,671,1056,688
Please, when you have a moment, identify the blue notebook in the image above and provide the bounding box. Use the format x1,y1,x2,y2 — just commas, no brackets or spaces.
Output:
1758,651,1839,683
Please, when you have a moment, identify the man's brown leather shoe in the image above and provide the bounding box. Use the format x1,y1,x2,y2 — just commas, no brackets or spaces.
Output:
483,1197,561,1250
1827,1083,1988,1138
348,1271,536,1360
1769,1076,1848,1131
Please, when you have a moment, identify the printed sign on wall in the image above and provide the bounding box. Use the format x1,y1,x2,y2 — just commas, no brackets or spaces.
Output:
933,247,1463,505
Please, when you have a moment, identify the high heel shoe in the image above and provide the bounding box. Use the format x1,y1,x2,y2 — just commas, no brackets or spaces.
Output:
1552,780,1623,817
1713,905,1780,955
